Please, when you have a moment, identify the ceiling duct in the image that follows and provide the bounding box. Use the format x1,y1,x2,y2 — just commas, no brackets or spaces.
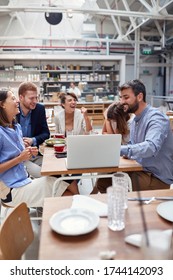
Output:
40,48,66,51
82,22,96,33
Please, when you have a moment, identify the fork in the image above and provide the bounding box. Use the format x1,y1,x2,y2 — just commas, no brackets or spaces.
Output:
144,197,156,204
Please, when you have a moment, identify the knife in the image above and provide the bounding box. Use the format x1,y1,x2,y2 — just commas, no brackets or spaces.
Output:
128,196,173,201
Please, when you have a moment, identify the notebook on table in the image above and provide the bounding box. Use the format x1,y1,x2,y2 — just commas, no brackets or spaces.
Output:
66,134,122,169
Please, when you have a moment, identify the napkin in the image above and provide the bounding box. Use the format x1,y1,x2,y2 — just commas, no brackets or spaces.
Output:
71,195,108,217
125,229,172,247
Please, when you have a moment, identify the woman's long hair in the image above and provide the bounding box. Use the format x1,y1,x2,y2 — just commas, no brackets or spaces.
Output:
0,89,14,127
107,103,130,136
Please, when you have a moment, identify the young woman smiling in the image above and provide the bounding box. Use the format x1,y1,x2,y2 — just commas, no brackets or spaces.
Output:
0,89,79,207
54,92,92,136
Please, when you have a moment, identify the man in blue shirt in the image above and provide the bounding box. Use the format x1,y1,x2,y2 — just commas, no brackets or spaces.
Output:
119,79,173,191
16,82,50,178
96,79,173,192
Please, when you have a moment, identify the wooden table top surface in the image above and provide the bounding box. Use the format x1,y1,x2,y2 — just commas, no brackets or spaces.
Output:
39,189,173,260
41,146,143,176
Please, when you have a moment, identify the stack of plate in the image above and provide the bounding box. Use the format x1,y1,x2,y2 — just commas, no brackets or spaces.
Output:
45,138,66,146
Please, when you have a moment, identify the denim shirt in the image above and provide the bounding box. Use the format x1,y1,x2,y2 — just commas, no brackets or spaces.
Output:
0,123,31,188
20,110,37,146
121,105,173,184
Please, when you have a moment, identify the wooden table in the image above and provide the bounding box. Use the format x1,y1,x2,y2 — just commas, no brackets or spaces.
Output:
39,189,173,260
41,146,142,176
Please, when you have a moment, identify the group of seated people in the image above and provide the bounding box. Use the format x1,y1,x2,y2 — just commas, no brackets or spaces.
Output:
0,79,173,210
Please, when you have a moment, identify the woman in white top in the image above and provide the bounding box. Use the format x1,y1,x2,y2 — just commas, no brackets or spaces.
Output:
54,92,92,136
102,102,134,144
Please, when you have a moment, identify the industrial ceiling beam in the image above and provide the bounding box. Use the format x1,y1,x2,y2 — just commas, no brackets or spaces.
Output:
0,5,173,20
0,34,162,45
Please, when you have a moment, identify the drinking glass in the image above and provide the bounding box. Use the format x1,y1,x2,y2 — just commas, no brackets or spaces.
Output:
112,172,131,209
107,186,125,231
89,130,98,135
66,129,74,137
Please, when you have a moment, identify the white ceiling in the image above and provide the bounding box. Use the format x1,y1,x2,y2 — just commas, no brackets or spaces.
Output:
0,0,173,55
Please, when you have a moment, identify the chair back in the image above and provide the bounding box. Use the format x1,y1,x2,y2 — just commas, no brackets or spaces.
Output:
0,202,34,260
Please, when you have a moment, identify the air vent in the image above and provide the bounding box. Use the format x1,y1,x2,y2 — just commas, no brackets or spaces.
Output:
82,23,96,33
2,48,31,52
40,48,66,51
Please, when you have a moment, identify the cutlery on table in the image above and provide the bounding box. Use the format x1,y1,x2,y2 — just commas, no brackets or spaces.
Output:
128,197,173,202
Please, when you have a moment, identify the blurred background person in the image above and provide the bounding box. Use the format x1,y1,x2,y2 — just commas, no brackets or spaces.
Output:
68,82,81,98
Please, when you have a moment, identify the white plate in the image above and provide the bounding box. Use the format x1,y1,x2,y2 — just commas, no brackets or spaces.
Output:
157,201,173,222
49,208,100,236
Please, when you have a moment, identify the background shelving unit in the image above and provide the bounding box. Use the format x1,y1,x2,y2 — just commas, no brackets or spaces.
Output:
0,61,40,96
0,55,125,125
40,63,120,101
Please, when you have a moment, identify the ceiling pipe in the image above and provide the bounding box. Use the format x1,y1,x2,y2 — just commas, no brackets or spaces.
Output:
0,45,134,51
162,20,166,48
0,35,162,46
106,35,110,55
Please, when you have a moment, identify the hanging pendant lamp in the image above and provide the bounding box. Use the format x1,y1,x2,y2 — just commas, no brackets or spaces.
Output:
45,12,63,25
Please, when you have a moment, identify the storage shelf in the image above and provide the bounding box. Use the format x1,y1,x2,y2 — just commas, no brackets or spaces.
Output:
0,56,125,103
42,80,119,83
40,69,119,73
0,80,40,82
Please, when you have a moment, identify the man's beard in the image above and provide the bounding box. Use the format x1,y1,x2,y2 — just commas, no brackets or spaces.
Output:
23,103,36,110
124,100,139,114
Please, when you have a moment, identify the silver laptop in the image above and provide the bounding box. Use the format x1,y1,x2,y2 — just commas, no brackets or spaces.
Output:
66,134,122,169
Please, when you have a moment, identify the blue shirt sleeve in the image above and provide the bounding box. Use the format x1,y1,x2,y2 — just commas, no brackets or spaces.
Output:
32,137,37,146
120,109,170,159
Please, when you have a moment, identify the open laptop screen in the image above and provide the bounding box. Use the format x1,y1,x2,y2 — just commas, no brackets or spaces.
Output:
66,134,122,169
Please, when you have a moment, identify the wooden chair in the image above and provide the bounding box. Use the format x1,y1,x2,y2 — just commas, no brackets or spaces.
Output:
0,202,34,260
0,200,42,223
